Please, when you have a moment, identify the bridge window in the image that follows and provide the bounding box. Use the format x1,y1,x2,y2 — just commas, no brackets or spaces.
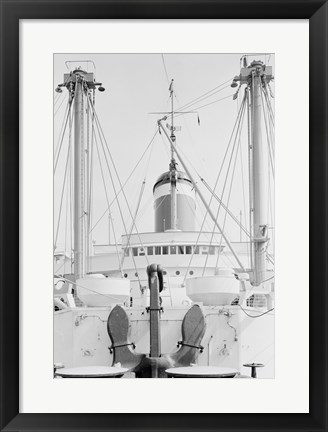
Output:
201,246,208,255
209,246,215,255
178,246,185,254
139,247,145,256
194,246,200,254
147,246,153,255
123,248,129,257
155,246,161,255
132,247,138,257
170,246,176,254
186,245,192,254
162,246,168,255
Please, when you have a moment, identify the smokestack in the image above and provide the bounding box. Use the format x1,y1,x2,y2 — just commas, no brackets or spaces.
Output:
153,171,196,232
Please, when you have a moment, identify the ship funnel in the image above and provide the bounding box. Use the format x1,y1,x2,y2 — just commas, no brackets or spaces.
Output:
153,171,196,232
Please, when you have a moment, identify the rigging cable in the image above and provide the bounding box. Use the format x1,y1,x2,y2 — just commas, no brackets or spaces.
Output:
121,179,146,269
161,54,170,85
54,99,73,173
238,110,250,267
165,130,250,237
90,99,150,267
87,90,96,273
54,135,72,250
182,92,247,283
246,87,254,270
87,90,95,272
215,112,244,270
263,86,275,163
262,84,275,126
260,88,275,179
174,84,231,115
89,127,158,235
174,93,235,119
87,98,148,287
93,130,123,276
237,304,274,318
174,78,233,112
54,93,68,117
54,101,69,159
261,87,275,266
69,107,73,273
54,91,62,106
200,178,250,238
203,94,247,274
58,277,130,303
121,128,156,267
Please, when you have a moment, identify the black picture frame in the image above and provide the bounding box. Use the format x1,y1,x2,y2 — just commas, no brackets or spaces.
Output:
1,1,327,431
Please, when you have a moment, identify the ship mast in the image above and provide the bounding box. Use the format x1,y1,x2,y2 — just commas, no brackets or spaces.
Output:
168,79,178,230
232,59,273,285
73,72,85,279
57,66,105,280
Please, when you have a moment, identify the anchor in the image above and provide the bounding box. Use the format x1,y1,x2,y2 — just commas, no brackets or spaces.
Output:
107,305,146,373
107,264,206,378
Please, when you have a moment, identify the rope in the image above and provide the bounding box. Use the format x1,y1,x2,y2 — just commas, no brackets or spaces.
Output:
88,128,158,235
175,84,231,115
54,137,72,250
87,97,95,273
54,93,68,117
239,118,250,267
90,101,149,265
215,115,244,269
54,91,62,106
238,304,274,318
204,95,246,274
93,131,123,276
58,277,129,302
69,109,73,273
260,88,275,179
200,178,250,238
161,54,170,85
121,179,148,269
262,85,275,126
54,99,73,173
174,93,234,118
63,145,71,275
246,88,254,270
85,93,90,272
54,101,69,159
181,93,247,283
87,97,145,289
174,78,232,113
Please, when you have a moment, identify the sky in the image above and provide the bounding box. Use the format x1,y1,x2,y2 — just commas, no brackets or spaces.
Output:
54,53,274,254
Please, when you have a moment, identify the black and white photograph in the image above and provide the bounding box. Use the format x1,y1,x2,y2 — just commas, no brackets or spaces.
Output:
53,53,275,379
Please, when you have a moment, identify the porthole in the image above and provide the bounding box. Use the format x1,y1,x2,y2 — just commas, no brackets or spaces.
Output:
124,273,128,278
135,272,138,277
163,270,167,275
189,270,194,275
176,270,180,275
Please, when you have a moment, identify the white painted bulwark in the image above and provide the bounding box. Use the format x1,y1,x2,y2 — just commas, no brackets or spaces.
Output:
76,275,130,306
